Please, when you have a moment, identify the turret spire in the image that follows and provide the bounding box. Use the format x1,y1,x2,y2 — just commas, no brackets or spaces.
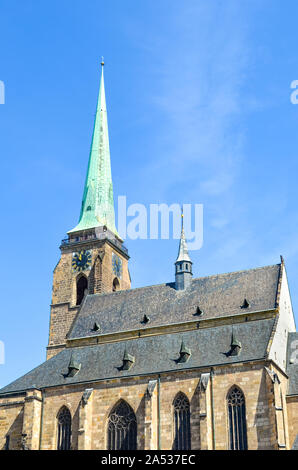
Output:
175,211,191,263
175,210,193,290
69,60,118,236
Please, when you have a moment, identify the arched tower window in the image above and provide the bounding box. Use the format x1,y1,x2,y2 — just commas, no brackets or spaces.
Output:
227,386,248,450
172,392,191,450
107,400,137,450
76,275,88,305
112,277,120,292
57,406,71,450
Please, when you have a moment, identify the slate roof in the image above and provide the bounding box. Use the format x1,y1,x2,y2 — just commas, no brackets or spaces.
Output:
286,332,298,396
0,318,275,395
69,264,280,340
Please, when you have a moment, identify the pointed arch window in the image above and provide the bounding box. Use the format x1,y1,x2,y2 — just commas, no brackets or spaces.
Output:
57,406,71,450
108,400,137,450
112,277,120,292
173,392,191,450
76,275,88,305
227,386,248,450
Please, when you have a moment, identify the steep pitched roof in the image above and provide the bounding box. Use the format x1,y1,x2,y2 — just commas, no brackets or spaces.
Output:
286,332,298,396
0,319,275,395
68,264,280,340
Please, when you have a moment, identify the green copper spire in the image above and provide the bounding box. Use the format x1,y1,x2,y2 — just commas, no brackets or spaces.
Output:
69,60,118,236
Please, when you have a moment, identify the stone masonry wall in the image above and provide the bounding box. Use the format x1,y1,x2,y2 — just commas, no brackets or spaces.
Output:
212,363,274,450
286,396,298,448
47,241,131,359
0,396,25,450
1,362,291,450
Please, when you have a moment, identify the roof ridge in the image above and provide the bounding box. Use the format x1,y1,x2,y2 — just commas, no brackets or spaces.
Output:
192,263,280,282
85,263,280,301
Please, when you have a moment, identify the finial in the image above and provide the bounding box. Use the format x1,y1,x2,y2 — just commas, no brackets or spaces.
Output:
101,56,104,67
181,205,184,229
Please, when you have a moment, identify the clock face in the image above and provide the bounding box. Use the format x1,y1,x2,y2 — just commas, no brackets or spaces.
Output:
112,253,122,279
72,250,92,272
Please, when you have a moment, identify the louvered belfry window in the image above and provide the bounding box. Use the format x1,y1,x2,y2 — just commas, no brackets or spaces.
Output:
76,275,88,305
227,386,248,450
108,400,137,450
57,407,72,450
172,393,191,450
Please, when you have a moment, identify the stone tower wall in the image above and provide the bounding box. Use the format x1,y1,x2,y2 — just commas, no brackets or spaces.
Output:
47,240,130,359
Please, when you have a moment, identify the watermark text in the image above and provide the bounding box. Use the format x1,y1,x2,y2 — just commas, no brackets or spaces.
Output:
117,197,203,250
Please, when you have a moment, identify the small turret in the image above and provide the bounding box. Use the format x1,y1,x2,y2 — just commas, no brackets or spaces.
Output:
175,212,193,290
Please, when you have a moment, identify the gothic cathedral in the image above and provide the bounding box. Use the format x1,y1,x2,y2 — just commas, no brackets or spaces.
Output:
0,63,297,451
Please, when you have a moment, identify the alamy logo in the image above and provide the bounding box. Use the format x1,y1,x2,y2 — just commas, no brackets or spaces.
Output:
95,199,204,250
0,81,4,104
116,198,203,250
0,341,4,365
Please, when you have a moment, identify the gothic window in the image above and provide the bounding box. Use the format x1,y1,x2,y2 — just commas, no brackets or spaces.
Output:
57,406,71,450
112,277,120,292
107,400,137,450
76,275,88,305
172,392,191,450
227,386,248,450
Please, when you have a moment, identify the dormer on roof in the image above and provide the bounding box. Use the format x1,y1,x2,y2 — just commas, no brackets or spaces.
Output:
177,341,191,363
122,349,135,371
230,331,242,357
241,299,249,309
67,353,81,377
92,322,100,332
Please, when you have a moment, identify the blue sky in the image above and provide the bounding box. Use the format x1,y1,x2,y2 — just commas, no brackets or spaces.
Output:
0,0,298,387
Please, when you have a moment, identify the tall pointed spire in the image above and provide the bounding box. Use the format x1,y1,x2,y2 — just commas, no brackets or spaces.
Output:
69,59,118,236
175,210,193,290
176,212,191,263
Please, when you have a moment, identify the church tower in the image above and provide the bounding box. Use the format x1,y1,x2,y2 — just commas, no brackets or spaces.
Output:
47,61,131,359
